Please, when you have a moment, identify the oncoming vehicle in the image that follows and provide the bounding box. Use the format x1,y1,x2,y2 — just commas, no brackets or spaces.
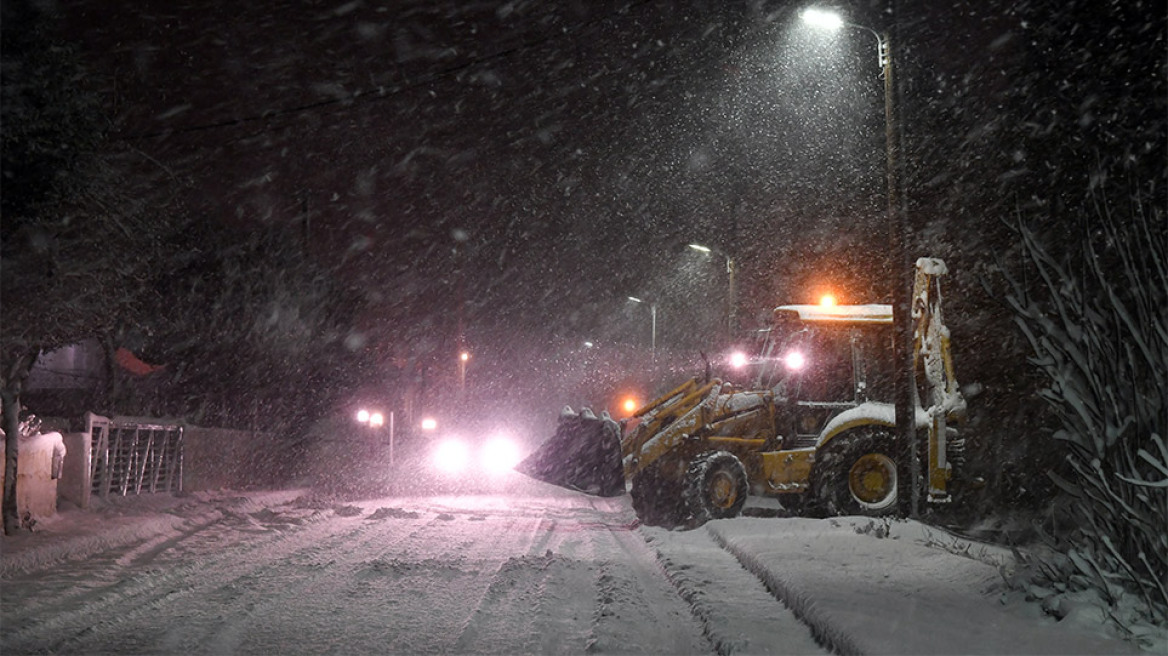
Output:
518,258,967,527
431,433,523,478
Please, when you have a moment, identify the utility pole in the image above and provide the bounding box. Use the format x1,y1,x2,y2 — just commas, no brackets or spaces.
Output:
882,25,919,519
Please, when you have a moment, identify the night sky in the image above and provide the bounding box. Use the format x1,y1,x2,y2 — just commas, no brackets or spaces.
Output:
49,0,1166,416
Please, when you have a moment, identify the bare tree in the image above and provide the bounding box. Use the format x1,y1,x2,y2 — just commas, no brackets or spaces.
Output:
1,4,172,534
139,221,366,439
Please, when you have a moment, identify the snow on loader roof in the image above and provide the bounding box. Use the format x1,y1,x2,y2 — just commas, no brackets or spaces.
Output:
773,303,893,324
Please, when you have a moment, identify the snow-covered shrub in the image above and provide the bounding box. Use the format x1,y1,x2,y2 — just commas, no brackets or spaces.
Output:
999,192,1167,628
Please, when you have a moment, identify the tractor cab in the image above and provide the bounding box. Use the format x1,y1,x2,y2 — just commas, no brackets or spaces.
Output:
751,302,895,450
754,302,894,400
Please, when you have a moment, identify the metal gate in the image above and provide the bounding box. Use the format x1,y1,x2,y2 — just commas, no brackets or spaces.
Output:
86,414,184,499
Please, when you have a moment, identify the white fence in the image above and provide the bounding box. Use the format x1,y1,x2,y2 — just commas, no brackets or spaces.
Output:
82,413,184,507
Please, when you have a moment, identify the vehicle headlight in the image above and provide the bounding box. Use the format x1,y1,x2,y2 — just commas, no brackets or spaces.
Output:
482,436,521,475
433,438,470,474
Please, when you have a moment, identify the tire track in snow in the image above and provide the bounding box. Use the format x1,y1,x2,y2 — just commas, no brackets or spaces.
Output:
196,511,463,655
444,515,580,654
2,500,383,654
334,510,575,654
641,523,829,655
706,525,862,656
1,499,330,642
449,550,596,654
1,511,227,627
191,505,567,654
439,501,715,655
584,520,715,654
448,512,652,654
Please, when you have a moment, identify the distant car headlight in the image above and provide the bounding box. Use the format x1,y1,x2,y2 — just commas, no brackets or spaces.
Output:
433,438,470,474
482,436,521,475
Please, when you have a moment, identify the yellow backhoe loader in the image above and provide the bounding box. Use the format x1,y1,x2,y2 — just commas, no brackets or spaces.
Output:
517,258,967,526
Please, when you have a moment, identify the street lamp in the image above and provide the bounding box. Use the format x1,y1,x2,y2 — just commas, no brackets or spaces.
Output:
458,350,470,392
802,6,916,516
627,296,658,360
688,243,737,340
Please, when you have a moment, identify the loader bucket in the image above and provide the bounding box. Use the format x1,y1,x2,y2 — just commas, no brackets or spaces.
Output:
514,407,625,497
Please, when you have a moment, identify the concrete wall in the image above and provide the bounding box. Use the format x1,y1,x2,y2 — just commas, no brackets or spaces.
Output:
58,432,91,508
181,426,294,492
0,431,66,520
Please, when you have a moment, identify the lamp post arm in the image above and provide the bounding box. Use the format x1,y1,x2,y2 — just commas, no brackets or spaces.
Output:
840,22,888,70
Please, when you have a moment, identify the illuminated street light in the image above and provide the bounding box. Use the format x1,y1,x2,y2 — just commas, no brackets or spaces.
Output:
688,242,737,340
800,7,843,30
369,412,385,428
421,417,438,431
356,409,370,423
621,396,640,415
803,5,916,516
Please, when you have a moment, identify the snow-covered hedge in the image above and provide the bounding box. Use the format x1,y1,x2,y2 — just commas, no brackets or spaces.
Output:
1000,194,1167,628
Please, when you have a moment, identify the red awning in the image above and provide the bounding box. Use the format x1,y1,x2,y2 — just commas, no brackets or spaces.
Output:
115,347,164,377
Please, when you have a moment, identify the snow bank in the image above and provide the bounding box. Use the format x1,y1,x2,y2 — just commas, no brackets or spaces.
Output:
707,517,1143,655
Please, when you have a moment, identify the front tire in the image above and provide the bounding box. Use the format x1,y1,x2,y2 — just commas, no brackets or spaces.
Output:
684,451,749,524
630,461,686,527
814,431,899,516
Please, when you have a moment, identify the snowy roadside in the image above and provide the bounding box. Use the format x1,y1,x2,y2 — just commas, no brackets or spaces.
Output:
0,489,308,578
704,516,1152,655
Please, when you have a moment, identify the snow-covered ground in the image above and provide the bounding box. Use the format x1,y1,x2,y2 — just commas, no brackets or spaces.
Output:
1,474,1156,655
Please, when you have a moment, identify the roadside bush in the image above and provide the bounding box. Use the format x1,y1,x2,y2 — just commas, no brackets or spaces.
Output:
999,189,1166,629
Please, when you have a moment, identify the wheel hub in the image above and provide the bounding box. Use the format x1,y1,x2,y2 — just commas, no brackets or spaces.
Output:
848,453,896,506
709,471,738,509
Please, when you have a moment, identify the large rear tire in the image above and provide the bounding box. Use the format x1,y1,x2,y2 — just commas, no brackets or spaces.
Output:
813,431,899,516
684,451,749,524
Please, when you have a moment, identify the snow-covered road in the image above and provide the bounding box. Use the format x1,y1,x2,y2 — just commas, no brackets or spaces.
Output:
2,481,820,655
1,476,1147,655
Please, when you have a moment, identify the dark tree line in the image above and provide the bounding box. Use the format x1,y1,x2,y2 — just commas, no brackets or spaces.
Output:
1,0,164,535
1,2,366,535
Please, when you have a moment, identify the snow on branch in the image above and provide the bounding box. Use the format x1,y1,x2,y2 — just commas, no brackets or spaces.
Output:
999,188,1167,629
